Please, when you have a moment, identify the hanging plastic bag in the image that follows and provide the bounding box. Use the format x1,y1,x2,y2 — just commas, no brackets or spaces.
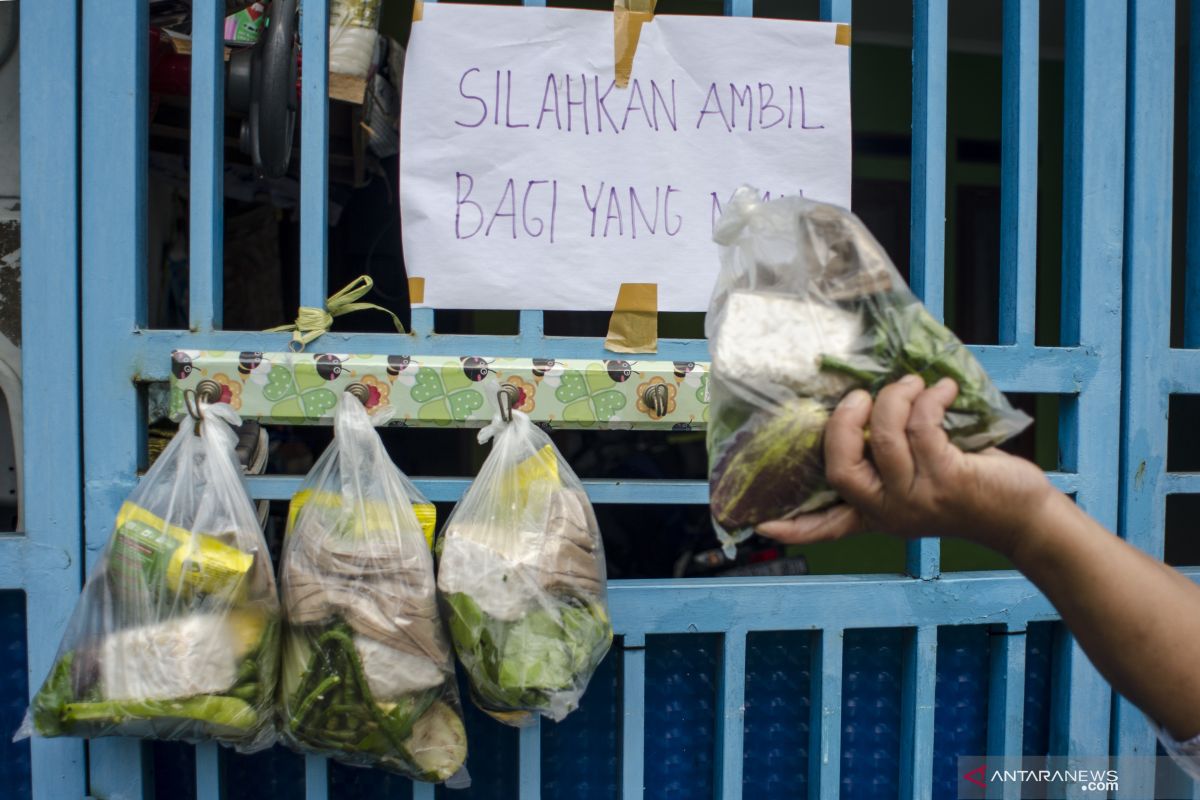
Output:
18,401,279,750
437,409,612,726
279,393,468,785
706,187,1032,552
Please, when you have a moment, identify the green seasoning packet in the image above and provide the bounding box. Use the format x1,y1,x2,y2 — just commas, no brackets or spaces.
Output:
223,3,265,45
108,502,254,603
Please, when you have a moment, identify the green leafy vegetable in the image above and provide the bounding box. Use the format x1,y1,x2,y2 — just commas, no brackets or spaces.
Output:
709,398,832,531
30,615,277,742
444,591,612,715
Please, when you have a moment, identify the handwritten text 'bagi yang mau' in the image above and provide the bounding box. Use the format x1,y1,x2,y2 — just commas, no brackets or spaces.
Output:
453,71,823,242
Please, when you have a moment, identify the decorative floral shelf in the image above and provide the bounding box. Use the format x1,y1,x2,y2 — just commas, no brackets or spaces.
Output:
169,350,712,430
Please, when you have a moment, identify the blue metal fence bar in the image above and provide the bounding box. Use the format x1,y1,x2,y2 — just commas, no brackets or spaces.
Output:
1168,348,1200,391
301,0,330,310
819,0,851,24
1118,0,1185,796
241,468,1077,504
1055,0,1127,771
81,0,151,795
301,1,331,793
909,0,947,322
126,330,1093,390
810,628,843,800
899,625,937,800
1116,1,1175,795
986,626,1026,800
196,742,222,800
622,633,647,800
519,720,542,799
608,572,1064,646
715,631,747,797
998,0,1039,348
907,0,947,584
305,750,328,800
190,5,226,789
724,0,753,18
188,0,224,332
1162,473,1200,494
1186,0,1200,349
18,1,87,795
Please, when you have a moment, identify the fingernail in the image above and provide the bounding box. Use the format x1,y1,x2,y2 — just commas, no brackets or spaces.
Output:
899,374,923,388
841,389,868,409
936,377,956,390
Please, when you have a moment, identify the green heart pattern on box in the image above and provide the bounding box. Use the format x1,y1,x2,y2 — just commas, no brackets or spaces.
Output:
169,351,711,430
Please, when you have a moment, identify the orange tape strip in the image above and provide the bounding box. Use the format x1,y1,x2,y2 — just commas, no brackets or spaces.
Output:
835,23,851,46
408,277,425,304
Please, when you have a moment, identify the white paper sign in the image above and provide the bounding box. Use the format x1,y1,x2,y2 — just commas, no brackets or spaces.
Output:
400,4,850,311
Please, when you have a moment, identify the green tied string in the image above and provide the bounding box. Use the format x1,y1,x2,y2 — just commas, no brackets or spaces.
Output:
268,275,404,349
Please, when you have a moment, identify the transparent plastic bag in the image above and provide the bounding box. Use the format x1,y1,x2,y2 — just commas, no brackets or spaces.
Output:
437,410,612,726
18,402,279,750
706,187,1032,551
279,394,468,785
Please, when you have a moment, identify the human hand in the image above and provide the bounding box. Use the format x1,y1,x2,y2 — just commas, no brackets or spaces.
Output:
756,375,1053,558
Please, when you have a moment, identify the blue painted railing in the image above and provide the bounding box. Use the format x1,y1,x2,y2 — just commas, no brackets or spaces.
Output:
12,0,1198,797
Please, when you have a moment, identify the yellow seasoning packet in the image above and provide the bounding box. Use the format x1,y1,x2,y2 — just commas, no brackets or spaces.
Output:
288,489,438,549
109,502,254,602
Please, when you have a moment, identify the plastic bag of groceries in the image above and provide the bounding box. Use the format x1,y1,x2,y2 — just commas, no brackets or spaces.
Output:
706,187,1032,551
437,409,612,726
18,402,279,750
279,393,468,785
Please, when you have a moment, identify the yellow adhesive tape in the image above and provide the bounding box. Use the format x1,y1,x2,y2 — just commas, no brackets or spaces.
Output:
614,0,656,89
605,282,658,354
413,0,424,22
408,276,426,304
835,24,851,46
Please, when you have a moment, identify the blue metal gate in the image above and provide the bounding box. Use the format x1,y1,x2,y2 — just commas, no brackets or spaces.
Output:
10,0,1198,798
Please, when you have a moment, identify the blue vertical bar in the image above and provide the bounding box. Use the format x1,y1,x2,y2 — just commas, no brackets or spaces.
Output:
910,0,948,321
998,0,1039,347
518,309,544,344
715,632,747,798
819,0,851,22
522,0,547,6
724,0,753,17
1057,0,1126,773
305,754,328,800
810,629,843,800
19,1,87,795
196,742,222,800
189,0,224,332
301,0,330,309
1187,0,1200,348
1117,0,1174,796
908,0,947,582
191,3,225,783
900,626,936,800
413,782,435,800
622,634,646,800
411,308,435,337
986,628,1025,800
518,719,542,799
81,0,149,795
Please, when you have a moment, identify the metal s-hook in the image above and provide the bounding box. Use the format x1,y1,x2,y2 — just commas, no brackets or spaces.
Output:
185,381,223,436
498,383,520,423
643,383,669,419
345,382,370,406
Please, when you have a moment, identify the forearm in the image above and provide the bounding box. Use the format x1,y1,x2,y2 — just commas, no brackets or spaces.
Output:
1004,491,1200,740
